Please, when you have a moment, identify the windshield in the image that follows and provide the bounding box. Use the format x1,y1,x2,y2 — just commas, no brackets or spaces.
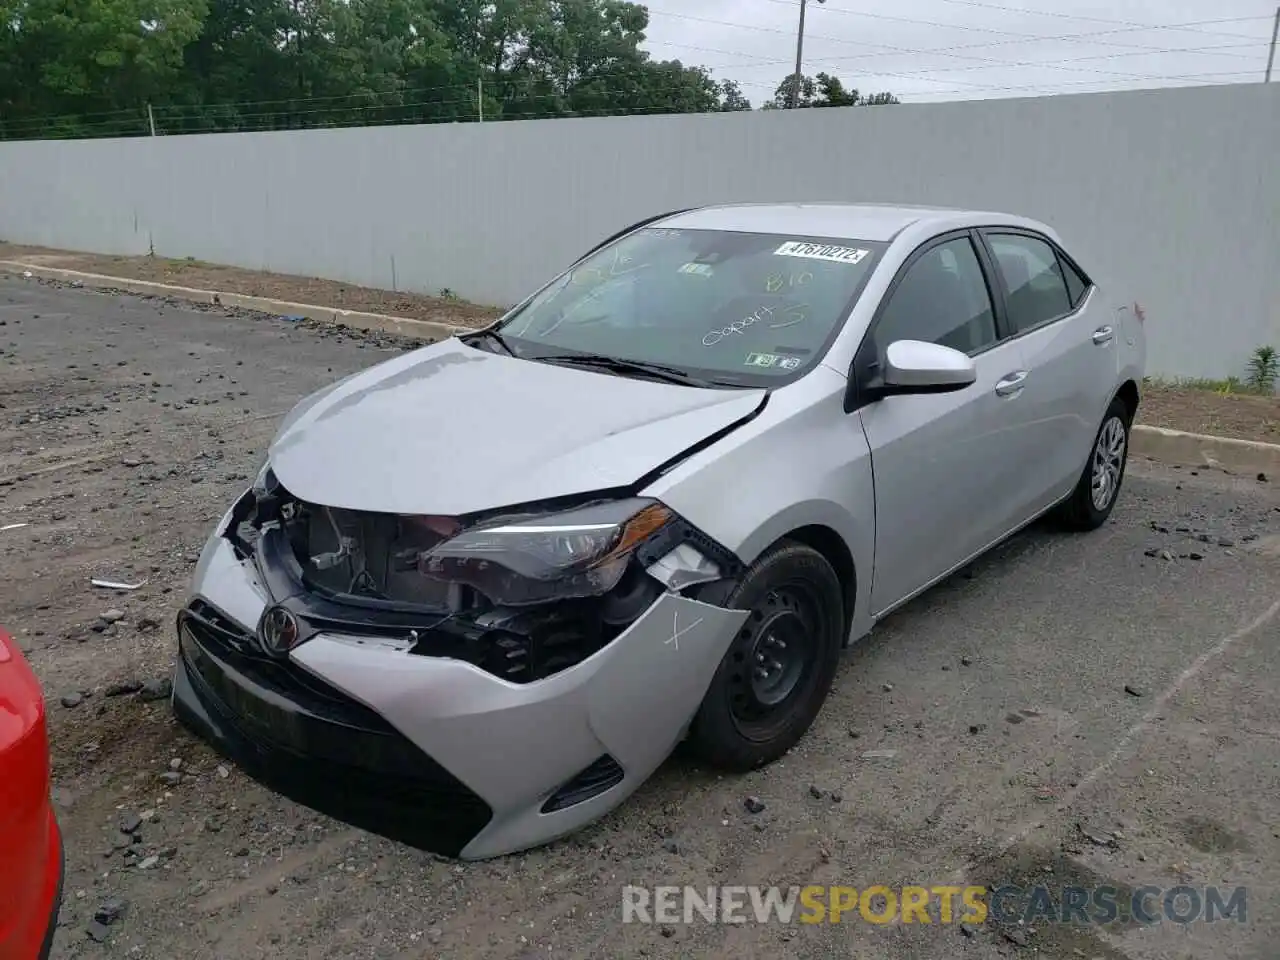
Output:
492,227,885,385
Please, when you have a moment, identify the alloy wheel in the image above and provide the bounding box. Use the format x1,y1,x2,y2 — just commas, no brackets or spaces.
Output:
1091,415,1127,511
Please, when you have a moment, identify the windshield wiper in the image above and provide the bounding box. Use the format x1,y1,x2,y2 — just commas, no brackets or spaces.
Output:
463,328,517,356
534,352,718,387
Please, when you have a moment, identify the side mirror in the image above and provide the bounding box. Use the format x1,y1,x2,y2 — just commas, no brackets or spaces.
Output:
881,339,976,395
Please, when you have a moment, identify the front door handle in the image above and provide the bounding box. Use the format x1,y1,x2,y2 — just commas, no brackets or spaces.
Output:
994,371,1029,397
1092,325,1115,345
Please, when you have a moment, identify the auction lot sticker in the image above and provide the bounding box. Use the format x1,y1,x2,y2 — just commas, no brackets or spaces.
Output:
774,241,869,265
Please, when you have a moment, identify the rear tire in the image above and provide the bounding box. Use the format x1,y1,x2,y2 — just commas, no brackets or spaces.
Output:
1058,397,1131,531
686,541,844,772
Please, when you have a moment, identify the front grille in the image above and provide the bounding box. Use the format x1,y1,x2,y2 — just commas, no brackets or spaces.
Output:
186,600,253,652
183,600,391,731
176,605,494,857
541,755,625,813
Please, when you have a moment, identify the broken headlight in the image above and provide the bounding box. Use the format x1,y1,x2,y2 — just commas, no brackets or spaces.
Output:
418,499,673,606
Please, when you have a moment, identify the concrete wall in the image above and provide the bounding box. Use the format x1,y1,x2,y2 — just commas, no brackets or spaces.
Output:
1,82,1276,379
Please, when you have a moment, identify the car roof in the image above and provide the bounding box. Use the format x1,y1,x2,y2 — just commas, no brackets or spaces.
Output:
659,202,1044,243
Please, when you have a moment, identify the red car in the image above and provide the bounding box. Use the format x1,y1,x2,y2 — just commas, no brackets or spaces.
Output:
0,627,63,960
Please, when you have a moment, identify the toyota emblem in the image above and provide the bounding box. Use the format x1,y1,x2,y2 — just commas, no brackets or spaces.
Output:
259,605,300,655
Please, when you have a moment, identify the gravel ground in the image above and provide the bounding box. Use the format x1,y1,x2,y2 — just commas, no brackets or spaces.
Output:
3,274,1279,960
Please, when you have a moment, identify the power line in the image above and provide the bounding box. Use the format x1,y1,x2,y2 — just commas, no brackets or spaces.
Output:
888,74,1253,99
650,34,1266,72
1268,5,1280,80
643,5,1273,71
649,36,1269,87
642,10,1270,86
794,0,1276,43
899,0,1277,41
774,41,1268,77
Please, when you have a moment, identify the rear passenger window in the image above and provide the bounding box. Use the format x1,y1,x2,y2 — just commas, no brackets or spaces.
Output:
987,234,1072,333
1060,255,1089,308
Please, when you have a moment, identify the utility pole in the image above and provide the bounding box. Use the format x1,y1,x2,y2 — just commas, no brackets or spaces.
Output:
790,0,825,108
478,77,484,121
1266,5,1279,82
147,103,156,136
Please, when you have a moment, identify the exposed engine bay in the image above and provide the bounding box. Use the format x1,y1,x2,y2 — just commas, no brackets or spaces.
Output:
226,470,736,684
291,504,466,609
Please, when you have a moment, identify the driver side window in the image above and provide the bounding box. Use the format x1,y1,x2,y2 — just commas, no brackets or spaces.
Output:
873,237,997,358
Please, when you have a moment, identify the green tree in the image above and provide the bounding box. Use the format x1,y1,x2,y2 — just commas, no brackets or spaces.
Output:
814,72,859,107
765,72,899,110
0,0,206,137
0,0,865,138
766,72,815,109
717,79,751,111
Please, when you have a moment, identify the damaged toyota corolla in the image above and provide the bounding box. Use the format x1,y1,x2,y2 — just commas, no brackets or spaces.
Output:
172,203,1145,859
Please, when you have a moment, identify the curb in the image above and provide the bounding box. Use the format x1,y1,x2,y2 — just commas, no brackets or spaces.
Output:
1131,425,1279,476
4,260,1277,476
0,261,471,343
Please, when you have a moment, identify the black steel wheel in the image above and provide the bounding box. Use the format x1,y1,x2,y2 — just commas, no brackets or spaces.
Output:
687,540,845,771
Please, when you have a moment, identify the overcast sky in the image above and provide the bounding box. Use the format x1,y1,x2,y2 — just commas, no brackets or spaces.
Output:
639,0,1277,104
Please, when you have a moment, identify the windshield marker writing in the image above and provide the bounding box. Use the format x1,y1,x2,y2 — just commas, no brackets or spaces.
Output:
703,305,776,346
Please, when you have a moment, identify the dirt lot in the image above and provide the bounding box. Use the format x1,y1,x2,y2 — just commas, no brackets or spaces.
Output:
1137,387,1279,446
3,274,1280,960
2,241,1276,446
0,242,504,329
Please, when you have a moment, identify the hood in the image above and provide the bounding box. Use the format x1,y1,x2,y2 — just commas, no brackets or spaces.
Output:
268,340,766,516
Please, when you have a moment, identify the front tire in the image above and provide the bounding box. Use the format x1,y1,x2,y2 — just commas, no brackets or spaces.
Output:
1058,397,1131,531
686,541,844,772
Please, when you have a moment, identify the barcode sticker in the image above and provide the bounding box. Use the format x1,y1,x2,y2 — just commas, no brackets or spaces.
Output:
774,241,869,265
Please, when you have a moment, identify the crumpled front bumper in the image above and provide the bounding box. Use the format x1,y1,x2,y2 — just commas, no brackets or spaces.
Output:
173,509,747,860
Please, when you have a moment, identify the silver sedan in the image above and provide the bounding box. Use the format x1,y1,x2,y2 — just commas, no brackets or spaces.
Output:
171,203,1146,859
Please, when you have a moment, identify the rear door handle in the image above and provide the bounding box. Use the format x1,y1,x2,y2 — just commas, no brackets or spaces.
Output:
1092,325,1114,345
994,371,1029,397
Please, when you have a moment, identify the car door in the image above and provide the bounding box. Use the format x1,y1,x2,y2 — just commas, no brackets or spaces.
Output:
854,232,1032,616
978,230,1116,521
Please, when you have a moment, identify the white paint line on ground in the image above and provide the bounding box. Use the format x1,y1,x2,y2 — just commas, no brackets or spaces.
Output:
951,594,1280,881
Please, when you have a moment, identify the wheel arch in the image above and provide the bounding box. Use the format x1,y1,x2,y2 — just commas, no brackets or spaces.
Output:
779,525,858,641
713,505,865,646
1114,379,1140,421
